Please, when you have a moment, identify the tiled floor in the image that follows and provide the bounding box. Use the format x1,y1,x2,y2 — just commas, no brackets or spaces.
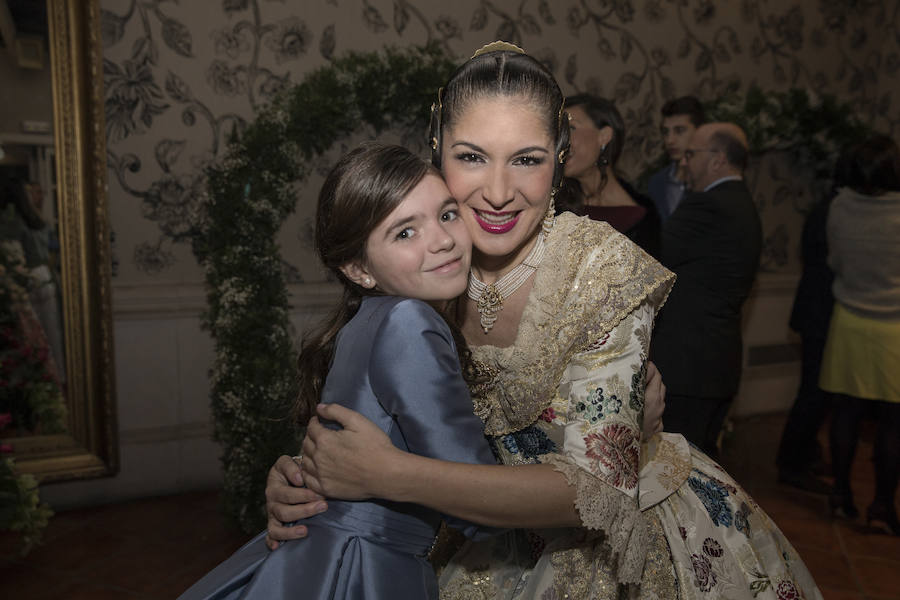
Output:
2,413,898,599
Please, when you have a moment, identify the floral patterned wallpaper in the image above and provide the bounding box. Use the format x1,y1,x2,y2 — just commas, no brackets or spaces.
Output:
100,0,900,283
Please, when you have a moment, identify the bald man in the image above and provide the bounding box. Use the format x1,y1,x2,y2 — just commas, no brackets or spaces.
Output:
650,122,762,457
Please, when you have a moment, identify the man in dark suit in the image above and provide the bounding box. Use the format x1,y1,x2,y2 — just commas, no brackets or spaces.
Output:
647,96,706,222
651,122,762,457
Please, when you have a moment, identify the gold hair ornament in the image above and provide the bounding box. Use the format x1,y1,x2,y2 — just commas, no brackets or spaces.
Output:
471,40,526,58
557,99,567,135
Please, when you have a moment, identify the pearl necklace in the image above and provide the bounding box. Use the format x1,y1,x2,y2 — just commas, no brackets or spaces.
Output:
467,232,546,333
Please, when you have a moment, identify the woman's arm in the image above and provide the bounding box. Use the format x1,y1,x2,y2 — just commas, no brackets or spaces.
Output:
264,457,328,550
264,358,666,541
302,404,580,529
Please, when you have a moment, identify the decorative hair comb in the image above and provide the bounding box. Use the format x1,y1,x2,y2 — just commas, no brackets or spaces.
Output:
471,40,526,58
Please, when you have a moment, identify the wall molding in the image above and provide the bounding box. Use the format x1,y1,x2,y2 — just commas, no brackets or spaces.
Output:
113,273,800,320
120,421,211,445
113,281,343,319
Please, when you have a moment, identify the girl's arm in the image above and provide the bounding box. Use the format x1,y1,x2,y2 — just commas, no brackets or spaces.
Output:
302,404,580,529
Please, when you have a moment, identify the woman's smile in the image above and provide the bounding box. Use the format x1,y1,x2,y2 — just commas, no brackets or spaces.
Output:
472,209,520,233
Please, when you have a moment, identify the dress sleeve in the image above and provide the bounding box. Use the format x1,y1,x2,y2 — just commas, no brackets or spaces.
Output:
539,301,655,585
368,299,496,467
369,300,499,539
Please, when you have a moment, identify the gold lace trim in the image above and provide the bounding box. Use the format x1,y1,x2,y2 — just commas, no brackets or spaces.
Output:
548,534,625,599
471,214,675,436
639,511,680,599
542,453,647,585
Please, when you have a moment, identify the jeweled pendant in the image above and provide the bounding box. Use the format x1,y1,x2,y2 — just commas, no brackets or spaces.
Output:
476,284,503,333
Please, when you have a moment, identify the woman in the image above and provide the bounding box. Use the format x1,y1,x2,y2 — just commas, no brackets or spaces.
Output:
819,135,900,535
557,94,660,257
178,144,498,599
268,43,821,599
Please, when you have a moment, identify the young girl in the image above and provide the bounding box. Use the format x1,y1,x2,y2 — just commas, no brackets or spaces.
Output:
177,143,496,599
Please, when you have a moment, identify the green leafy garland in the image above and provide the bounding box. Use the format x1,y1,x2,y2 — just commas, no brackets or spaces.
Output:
193,44,456,532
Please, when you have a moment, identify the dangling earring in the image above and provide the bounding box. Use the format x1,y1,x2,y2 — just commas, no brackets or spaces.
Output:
429,87,444,162
599,144,609,167
543,188,557,236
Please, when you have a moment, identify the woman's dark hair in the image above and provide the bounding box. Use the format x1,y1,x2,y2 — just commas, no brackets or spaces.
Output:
556,94,624,213
836,135,900,195
293,143,434,425
429,48,570,191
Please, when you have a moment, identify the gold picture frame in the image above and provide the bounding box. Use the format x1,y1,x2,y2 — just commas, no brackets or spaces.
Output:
3,0,118,482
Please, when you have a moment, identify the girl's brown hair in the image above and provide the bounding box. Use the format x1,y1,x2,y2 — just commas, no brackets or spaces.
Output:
293,143,434,425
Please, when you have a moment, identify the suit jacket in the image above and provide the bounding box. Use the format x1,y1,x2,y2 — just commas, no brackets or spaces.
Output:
647,163,684,222
650,179,762,398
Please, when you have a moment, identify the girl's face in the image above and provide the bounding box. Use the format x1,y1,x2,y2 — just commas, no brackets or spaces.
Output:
441,96,555,265
564,104,609,179
342,174,471,301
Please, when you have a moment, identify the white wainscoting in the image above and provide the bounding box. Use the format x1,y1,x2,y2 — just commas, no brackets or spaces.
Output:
42,282,342,510
733,273,802,417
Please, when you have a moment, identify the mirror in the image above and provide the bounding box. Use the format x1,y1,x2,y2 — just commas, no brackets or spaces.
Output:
0,0,117,481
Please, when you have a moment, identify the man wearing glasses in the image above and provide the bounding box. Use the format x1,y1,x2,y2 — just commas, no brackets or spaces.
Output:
647,96,706,222
650,122,763,458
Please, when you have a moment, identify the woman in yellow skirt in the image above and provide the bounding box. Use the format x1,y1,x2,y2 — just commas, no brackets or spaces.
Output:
820,135,900,535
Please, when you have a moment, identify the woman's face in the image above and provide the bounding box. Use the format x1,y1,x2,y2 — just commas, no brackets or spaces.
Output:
441,96,555,265
564,104,606,179
343,174,472,301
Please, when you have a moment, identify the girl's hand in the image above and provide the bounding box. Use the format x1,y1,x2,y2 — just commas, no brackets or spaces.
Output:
301,404,401,500
264,455,328,550
643,360,665,440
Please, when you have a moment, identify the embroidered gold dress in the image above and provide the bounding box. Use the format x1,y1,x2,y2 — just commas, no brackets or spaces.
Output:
440,213,822,600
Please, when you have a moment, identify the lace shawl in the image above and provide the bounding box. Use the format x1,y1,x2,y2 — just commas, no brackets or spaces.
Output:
468,214,675,585
469,213,674,436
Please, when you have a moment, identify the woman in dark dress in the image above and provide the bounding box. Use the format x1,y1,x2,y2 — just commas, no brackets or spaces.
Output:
557,94,661,257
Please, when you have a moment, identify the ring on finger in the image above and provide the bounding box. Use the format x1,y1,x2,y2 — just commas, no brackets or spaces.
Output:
290,454,303,469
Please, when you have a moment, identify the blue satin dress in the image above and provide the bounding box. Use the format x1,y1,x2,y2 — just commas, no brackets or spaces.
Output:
178,296,496,600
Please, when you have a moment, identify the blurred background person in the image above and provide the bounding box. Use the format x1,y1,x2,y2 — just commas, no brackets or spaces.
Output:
774,154,845,495
556,94,660,257
647,96,706,222
651,122,762,458
819,135,900,535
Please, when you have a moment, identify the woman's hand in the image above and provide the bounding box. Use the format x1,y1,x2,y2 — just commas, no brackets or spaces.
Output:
642,360,665,440
301,403,401,500
264,455,328,550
